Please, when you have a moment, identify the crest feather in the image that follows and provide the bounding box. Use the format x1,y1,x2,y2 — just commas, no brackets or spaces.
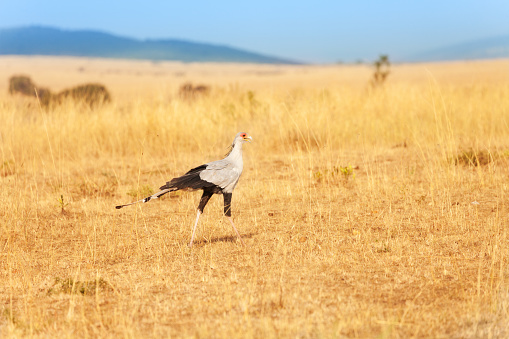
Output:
225,144,234,157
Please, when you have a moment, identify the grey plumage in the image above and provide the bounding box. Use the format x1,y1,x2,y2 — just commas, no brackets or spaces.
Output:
116,132,252,247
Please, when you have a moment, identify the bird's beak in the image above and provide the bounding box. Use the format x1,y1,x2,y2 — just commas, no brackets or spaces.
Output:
244,135,252,142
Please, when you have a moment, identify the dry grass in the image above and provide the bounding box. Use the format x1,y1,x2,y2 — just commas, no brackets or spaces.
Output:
1,56,509,338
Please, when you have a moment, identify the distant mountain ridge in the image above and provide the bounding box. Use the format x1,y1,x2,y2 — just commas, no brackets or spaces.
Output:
0,26,300,64
407,35,509,62
1,26,508,64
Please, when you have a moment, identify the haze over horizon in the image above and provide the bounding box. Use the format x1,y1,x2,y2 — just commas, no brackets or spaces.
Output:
1,1,508,63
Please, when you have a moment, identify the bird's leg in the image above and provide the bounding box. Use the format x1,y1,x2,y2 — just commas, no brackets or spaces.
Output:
227,216,246,246
189,190,213,248
189,210,201,248
223,193,245,246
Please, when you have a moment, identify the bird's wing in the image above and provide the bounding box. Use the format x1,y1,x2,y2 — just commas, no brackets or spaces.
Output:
199,160,241,191
161,164,213,191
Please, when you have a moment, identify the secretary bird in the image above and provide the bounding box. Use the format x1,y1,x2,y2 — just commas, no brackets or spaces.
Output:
116,132,252,247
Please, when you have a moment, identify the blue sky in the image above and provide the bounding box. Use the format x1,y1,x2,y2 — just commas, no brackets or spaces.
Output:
1,1,508,63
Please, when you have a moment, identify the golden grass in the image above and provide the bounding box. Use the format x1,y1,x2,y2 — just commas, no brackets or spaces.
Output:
1,56,509,338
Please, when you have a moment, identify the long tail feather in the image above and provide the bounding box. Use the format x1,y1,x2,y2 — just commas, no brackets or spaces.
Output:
115,188,174,209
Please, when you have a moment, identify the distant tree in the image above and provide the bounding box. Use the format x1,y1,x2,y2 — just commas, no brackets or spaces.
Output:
370,55,390,87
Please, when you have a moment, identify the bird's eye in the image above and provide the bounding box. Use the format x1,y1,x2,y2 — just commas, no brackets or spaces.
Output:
241,133,246,137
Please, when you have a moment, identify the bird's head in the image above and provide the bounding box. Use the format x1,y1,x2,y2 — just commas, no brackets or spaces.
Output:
235,132,252,143
226,132,252,156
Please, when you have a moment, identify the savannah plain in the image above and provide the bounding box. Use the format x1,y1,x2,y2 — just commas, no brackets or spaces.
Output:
0,56,509,338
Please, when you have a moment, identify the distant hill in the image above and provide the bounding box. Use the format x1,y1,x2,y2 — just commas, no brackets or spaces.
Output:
0,26,300,64
407,35,509,62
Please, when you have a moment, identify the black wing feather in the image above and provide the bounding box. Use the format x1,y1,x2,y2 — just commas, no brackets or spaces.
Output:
184,164,207,175
159,164,217,191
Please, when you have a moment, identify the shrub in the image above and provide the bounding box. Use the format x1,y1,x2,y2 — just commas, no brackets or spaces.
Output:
9,75,35,96
51,83,111,108
178,82,210,99
8,75,52,104
455,149,493,166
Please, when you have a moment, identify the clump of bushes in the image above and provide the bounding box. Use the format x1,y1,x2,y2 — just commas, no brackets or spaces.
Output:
179,82,210,99
455,149,493,166
8,75,111,108
47,277,111,296
51,83,111,107
1,160,17,177
9,75,52,104
314,165,356,183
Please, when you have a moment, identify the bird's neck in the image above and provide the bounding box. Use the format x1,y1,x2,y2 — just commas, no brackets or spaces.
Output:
226,142,243,165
